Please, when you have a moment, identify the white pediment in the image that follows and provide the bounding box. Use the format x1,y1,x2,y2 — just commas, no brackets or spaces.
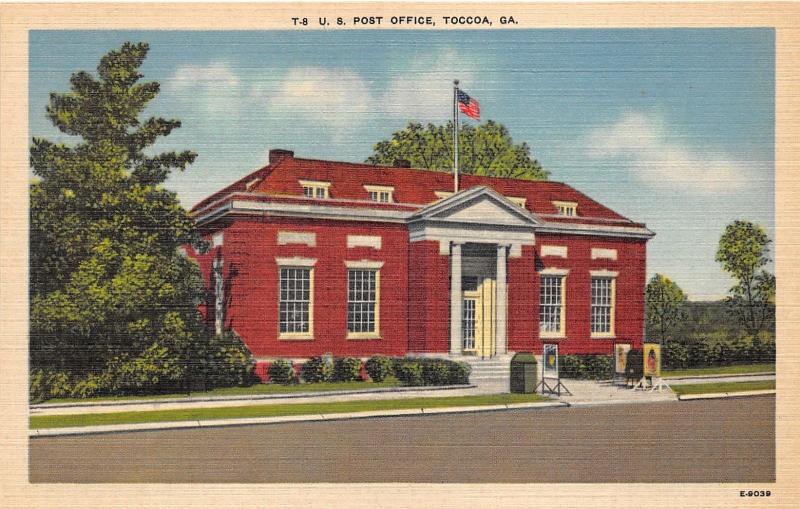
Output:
412,186,541,228
434,197,530,226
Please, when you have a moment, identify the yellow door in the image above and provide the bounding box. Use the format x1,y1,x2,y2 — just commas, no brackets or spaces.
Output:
463,278,497,357
478,278,496,358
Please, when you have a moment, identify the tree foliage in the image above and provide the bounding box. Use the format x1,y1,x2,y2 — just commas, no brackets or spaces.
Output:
365,120,549,180
715,220,775,339
645,274,687,344
29,42,211,391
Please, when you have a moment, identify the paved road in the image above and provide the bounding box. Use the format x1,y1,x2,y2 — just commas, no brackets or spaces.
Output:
29,396,774,483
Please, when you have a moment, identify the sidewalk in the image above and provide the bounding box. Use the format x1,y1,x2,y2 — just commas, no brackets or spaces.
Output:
30,400,568,437
31,372,775,417
29,373,776,437
31,383,506,417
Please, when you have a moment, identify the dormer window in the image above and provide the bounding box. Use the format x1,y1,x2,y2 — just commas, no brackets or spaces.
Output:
553,200,578,217
508,197,527,208
299,180,331,199
364,185,394,203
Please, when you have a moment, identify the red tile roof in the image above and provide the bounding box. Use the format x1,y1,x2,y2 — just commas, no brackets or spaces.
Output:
191,152,640,227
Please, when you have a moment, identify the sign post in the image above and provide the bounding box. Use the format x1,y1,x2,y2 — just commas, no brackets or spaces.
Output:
535,343,572,396
613,341,632,386
633,343,670,392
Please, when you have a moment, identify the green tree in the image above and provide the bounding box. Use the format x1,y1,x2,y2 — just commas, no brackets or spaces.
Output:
645,274,687,344
715,220,776,339
30,42,206,386
365,120,549,180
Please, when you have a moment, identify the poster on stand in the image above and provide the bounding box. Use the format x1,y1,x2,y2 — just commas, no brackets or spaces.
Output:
643,343,661,377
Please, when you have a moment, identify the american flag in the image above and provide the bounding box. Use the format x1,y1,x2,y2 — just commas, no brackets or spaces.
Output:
457,89,480,120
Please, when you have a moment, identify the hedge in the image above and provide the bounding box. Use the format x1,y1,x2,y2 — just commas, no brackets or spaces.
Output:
332,357,362,382
301,356,333,383
267,359,296,385
559,355,613,380
662,334,776,369
364,355,394,382
393,357,471,386
29,330,258,403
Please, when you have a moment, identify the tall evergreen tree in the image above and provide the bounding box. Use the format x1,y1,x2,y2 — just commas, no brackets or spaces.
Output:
30,42,205,380
366,120,549,181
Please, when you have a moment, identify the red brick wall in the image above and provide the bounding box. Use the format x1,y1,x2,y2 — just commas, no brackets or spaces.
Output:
511,234,647,355
407,240,450,353
193,216,410,358
192,222,647,359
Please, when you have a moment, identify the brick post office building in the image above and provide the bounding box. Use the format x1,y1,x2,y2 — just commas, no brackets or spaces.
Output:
189,149,654,373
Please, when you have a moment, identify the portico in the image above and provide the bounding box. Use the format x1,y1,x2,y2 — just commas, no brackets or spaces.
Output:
407,186,539,358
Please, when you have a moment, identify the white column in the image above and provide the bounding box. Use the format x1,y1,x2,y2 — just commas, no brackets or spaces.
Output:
496,244,508,354
449,242,463,355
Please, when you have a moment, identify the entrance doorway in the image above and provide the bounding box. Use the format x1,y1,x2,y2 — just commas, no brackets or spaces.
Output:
460,242,498,358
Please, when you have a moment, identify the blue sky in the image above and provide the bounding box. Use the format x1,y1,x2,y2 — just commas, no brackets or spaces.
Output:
29,29,774,300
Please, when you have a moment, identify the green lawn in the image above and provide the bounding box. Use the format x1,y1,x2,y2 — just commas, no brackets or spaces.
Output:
662,363,775,378
41,379,403,405
670,380,775,396
30,393,549,429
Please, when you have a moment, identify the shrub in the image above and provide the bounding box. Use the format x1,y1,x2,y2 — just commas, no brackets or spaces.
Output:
29,369,73,403
686,340,715,367
70,371,114,399
267,359,296,385
110,343,184,395
395,360,423,386
301,356,332,383
421,359,451,386
203,330,257,388
365,355,394,382
749,337,776,363
392,358,471,386
449,361,471,385
560,355,613,380
663,342,689,369
332,357,363,382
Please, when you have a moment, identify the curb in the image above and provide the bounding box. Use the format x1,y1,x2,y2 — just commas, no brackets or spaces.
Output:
664,372,775,382
29,401,567,438
31,384,477,410
564,397,678,407
677,389,776,401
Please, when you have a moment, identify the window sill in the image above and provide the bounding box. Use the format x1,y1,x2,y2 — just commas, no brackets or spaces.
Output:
347,334,382,341
540,333,566,340
590,335,615,340
278,334,315,341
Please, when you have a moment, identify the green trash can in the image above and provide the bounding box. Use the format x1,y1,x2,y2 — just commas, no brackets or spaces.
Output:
510,352,537,393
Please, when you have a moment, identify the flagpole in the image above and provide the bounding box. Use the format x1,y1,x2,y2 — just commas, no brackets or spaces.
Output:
453,79,459,193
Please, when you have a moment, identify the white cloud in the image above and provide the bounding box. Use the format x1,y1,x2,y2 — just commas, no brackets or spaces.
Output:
166,62,244,118
266,67,373,135
584,112,749,193
382,49,478,122
167,62,241,91
265,49,481,141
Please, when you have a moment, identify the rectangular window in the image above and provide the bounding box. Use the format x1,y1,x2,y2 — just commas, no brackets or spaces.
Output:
591,277,615,336
279,267,312,335
553,200,578,216
368,190,392,203
365,185,394,203
300,180,330,199
539,275,565,336
303,186,329,199
347,269,378,336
